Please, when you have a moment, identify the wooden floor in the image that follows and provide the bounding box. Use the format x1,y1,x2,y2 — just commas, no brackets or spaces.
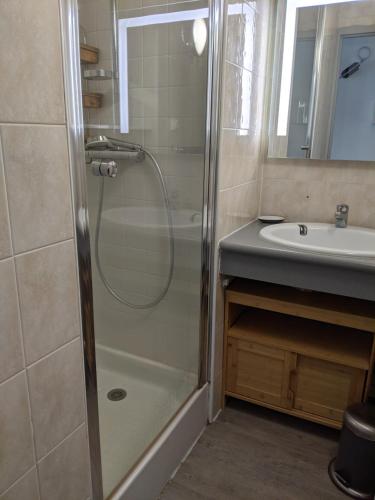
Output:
159,398,345,500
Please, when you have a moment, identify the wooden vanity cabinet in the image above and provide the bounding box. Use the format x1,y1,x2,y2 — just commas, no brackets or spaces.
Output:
226,338,295,409
223,280,375,429
292,356,366,422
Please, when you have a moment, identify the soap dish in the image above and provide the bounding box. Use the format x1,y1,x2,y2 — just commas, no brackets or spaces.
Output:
257,215,285,224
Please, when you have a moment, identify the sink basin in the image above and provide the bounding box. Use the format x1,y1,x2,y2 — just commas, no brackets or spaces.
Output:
260,223,375,257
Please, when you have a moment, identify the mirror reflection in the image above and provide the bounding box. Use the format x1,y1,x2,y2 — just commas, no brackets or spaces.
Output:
268,0,375,161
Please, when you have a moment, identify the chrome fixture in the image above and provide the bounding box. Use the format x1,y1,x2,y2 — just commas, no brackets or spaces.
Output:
86,149,143,161
298,224,308,236
83,69,113,80
91,159,118,178
85,135,175,310
85,135,144,162
335,204,349,228
86,135,143,152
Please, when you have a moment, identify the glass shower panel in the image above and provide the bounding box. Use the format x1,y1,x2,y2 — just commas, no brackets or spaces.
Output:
79,0,208,496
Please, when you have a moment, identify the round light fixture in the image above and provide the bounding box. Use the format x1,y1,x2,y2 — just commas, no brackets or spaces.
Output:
193,18,207,56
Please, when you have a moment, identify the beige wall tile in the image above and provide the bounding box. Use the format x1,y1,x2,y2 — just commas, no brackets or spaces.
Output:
0,260,24,383
0,144,11,260
221,62,240,129
0,0,65,124
261,161,375,229
27,339,86,459
38,425,90,500
217,181,259,241
218,129,260,190
0,468,39,500
2,126,73,253
0,0,90,496
0,373,35,494
16,240,80,364
226,6,245,67
211,0,271,419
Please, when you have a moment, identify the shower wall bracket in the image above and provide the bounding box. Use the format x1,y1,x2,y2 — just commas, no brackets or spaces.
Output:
85,150,145,162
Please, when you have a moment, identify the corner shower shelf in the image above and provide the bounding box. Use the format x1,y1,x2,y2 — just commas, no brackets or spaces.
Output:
83,92,103,109
80,43,99,64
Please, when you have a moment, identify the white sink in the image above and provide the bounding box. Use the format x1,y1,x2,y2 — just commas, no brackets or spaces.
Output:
260,223,375,257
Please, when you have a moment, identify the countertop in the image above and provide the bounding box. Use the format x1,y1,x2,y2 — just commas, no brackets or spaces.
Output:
220,221,375,301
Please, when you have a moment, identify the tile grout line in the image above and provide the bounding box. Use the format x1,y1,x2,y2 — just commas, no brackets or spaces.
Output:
219,178,258,193
12,237,75,260
36,422,87,465
12,250,41,500
0,122,66,127
0,128,15,258
25,336,81,372
0,465,38,498
0,128,43,496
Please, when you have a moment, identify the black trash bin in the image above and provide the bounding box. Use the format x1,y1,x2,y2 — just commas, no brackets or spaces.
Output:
329,403,375,499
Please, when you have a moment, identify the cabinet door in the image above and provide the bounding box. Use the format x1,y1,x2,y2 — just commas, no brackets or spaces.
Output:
226,338,295,408
292,355,366,423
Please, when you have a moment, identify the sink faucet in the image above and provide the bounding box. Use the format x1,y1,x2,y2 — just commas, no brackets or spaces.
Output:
335,204,349,228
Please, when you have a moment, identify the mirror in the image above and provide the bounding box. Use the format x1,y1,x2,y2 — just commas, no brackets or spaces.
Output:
268,0,375,161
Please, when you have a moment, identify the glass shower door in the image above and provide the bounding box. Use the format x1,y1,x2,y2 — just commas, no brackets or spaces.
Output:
79,0,209,495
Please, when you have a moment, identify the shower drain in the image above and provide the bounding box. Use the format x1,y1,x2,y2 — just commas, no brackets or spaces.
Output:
107,388,127,401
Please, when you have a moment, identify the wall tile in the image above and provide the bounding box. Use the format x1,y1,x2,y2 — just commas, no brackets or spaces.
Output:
16,240,80,364
143,23,168,57
2,126,73,253
260,166,375,230
0,0,65,124
27,339,86,459
211,0,270,419
221,62,240,128
143,56,169,87
226,8,245,67
0,468,39,500
218,129,259,190
0,260,24,383
38,425,90,500
217,181,259,241
0,373,35,494
0,142,11,260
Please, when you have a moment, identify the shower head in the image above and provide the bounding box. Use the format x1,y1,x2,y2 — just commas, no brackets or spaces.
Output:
85,136,143,152
86,136,113,150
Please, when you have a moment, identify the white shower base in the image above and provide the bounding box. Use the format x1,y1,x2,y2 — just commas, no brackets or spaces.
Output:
96,344,197,498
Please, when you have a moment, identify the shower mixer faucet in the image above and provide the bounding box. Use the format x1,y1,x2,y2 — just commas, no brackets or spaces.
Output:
91,159,118,178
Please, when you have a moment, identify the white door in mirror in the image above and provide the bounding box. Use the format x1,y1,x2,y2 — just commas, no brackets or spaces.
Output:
260,223,375,257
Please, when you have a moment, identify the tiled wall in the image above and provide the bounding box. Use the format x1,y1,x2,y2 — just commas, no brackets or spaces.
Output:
0,1,91,499
260,159,375,228
210,0,270,418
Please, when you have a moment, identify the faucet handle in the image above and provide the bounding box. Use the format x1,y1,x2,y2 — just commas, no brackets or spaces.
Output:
336,203,349,213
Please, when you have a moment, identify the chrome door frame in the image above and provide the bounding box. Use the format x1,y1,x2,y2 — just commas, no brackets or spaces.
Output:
59,0,224,497
199,0,225,387
59,1,103,498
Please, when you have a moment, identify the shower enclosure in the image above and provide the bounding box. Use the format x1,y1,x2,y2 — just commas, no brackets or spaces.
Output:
61,0,220,497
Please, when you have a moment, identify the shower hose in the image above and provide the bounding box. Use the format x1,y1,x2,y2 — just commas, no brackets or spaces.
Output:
95,146,175,309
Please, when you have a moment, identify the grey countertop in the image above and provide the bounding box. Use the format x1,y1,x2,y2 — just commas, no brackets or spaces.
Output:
220,221,375,301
